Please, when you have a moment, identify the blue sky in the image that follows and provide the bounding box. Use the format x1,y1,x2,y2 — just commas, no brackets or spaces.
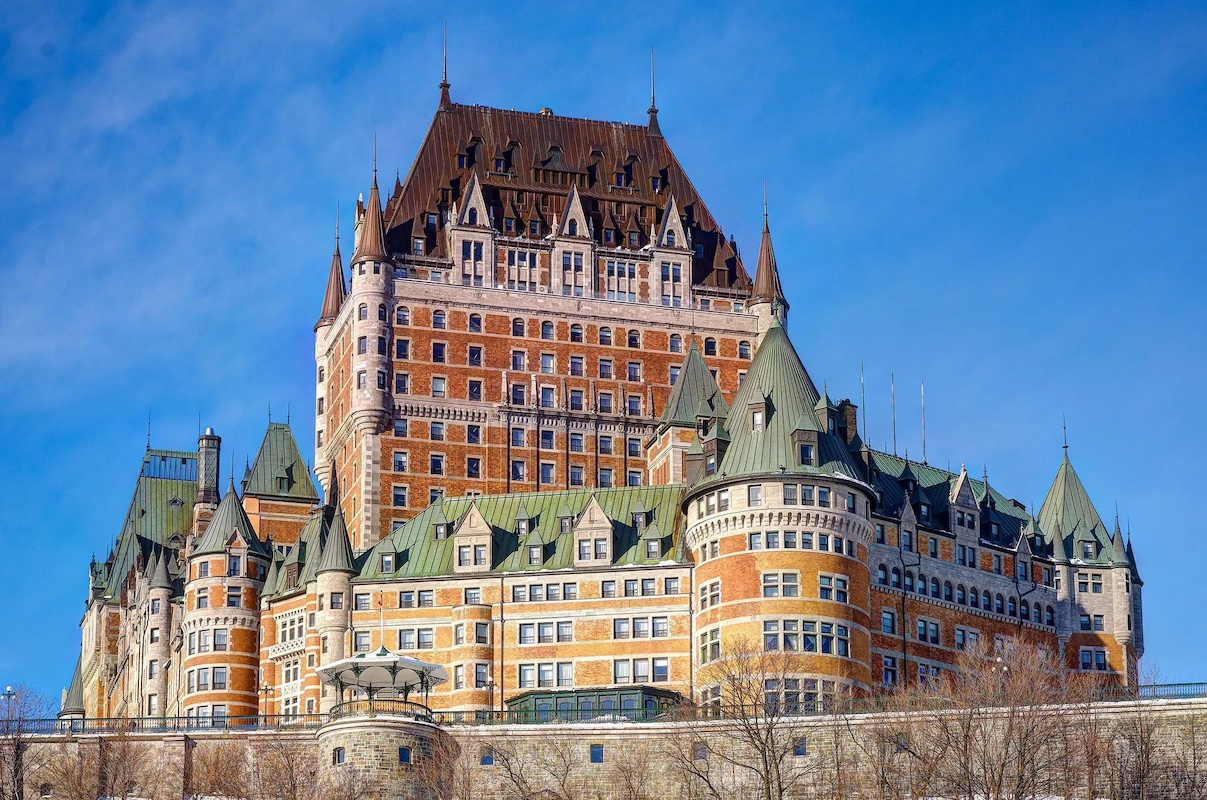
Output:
1,1,1204,703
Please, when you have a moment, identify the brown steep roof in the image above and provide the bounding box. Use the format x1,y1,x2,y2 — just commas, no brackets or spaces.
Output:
352,172,389,265
316,227,346,328
382,102,750,291
751,214,786,308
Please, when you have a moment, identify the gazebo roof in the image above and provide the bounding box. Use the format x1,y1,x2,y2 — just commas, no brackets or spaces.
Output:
316,646,448,699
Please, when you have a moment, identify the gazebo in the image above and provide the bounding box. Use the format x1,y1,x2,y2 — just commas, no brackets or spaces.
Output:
317,646,448,719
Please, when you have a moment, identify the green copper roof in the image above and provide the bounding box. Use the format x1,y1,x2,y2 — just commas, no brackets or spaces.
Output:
194,482,269,557
316,508,356,575
261,553,283,599
659,340,727,428
1037,450,1113,564
149,546,173,590
359,486,686,581
58,656,84,718
706,320,862,484
244,423,319,502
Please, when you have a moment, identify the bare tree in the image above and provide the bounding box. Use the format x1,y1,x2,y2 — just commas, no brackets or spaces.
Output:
410,732,484,800
0,684,55,800
189,738,254,799
664,637,824,800
249,733,321,800
492,732,584,800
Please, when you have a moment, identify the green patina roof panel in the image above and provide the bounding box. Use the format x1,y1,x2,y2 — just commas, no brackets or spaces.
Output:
244,422,319,502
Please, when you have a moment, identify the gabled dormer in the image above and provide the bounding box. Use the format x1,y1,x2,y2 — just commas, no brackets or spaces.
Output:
640,521,666,560
898,495,918,553
791,414,820,468
653,194,688,250
814,389,840,438
573,494,614,567
452,501,492,574
947,465,979,535
556,184,590,239
1014,525,1034,581
454,173,490,228
650,194,690,307
448,173,493,287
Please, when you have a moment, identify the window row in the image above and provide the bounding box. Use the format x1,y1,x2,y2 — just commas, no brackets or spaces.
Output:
748,530,857,558
612,616,670,639
601,577,680,598
874,565,1055,625
518,662,574,689
613,657,670,684
186,628,229,655
763,620,851,656
185,666,228,693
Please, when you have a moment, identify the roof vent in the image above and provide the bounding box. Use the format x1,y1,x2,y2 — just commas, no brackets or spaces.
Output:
204,427,214,436
539,107,553,116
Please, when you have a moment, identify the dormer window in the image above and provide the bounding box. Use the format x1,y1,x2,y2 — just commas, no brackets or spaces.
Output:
381,554,394,573
919,504,930,523
227,555,241,578
1082,542,1094,559
467,208,478,225
517,519,529,536
800,444,814,466
528,546,542,566
568,220,578,236
632,512,647,530
494,158,505,172
666,231,676,247
651,176,662,191
434,523,448,540
706,455,717,476
751,409,764,432
560,516,572,533
828,418,836,435
457,154,467,169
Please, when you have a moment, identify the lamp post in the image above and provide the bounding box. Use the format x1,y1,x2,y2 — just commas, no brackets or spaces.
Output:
1,686,15,736
259,683,274,720
486,679,495,714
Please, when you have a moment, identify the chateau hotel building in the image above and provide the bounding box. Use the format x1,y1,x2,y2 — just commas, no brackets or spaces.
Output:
63,79,1144,724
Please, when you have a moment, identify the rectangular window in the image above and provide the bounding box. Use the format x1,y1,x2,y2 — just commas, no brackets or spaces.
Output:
748,485,763,506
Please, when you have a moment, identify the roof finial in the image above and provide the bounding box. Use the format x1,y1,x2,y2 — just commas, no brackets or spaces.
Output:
438,24,452,110
890,371,897,456
763,179,768,224
920,378,927,465
146,410,151,451
373,134,378,181
1062,414,1068,451
268,401,272,424
646,47,661,136
335,201,340,243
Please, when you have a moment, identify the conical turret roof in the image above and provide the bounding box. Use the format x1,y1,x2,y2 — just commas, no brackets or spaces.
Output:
58,656,84,718
751,214,787,310
708,319,860,482
660,339,727,428
352,171,389,265
1037,450,1112,563
150,547,173,590
316,507,356,575
194,480,266,557
316,225,346,329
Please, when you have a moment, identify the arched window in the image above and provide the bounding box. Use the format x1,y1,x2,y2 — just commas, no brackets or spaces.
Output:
570,324,583,343
1020,600,1029,620
704,337,717,356
568,219,578,236
1007,597,1017,617
917,573,927,594
904,572,915,592
994,594,1004,614
433,310,446,329
469,314,482,333
935,579,945,599
1033,604,1042,623
378,304,387,321
669,334,682,353
627,330,640,348
1046,606,1055,626
358,304,368,320
599,327,612,345
512,318,525,337
891,568,901,589
666,230,676,247
468,208,479,225
983,590,991,610
541,321,554,340
956,584,966,604
396,307,411,325
738,341,751,359
969,587,979,608
877,565,888,585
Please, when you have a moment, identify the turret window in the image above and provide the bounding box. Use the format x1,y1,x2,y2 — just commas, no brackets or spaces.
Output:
704,338,717,356
751,410,764,431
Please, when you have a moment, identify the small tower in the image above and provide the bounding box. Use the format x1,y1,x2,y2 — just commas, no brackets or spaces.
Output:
146,546,174,716
315,506,356,713
314,220,346,495
193,428,222,534
749,200,788,340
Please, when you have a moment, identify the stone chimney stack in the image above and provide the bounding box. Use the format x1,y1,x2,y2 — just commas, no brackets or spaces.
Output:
193,427,221,532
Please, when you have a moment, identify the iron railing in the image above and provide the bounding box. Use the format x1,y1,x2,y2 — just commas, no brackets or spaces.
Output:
2,682,1203,736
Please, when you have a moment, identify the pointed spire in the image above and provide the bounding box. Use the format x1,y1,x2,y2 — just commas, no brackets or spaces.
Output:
352,160,389,266
1111,515,1128,564
150,547,173,591
316,207,347,329
647,47,661,137
58,656,85,719
316,507,356,575
751,189,787,311
438,23,452,110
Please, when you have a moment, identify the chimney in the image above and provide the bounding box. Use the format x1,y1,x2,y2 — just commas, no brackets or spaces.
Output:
837,399,860,446
195,427,221,507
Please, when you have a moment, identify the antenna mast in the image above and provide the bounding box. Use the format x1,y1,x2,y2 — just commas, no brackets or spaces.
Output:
891,372,897,456
920,379,927,465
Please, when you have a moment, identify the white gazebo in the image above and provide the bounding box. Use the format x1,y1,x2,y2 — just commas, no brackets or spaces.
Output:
317,646,448,717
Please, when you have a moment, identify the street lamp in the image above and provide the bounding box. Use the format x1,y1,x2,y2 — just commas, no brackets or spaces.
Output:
486,679,495,713
1,686,14,702
259,683,274,719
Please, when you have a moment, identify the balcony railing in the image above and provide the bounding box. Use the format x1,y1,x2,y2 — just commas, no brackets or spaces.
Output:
4,682,1205,736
